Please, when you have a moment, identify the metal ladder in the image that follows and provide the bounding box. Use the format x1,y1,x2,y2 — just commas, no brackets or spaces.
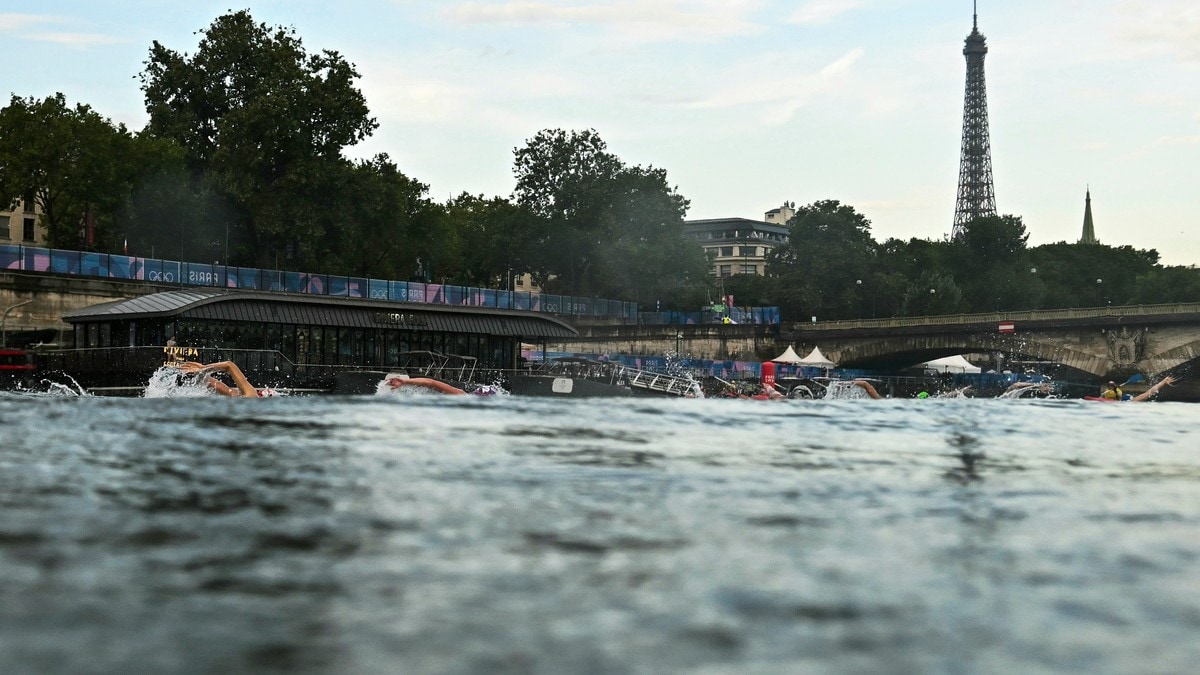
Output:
625,368,698,397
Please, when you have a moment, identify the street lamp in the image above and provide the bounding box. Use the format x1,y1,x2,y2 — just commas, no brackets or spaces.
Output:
2,299,34,348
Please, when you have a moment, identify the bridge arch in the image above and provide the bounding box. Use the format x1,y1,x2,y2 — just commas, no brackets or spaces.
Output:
786,303,1200,388
830,333,1108,379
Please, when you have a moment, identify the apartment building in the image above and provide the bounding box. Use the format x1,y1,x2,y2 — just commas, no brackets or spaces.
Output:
0,194,46,246
683,202,794,278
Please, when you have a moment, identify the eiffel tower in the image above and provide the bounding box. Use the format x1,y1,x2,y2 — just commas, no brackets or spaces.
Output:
952,2,997,239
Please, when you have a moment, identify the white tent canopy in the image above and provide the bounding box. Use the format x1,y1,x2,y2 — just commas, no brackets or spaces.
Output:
771,345,804,364
919,354,981,374
797,346,837,369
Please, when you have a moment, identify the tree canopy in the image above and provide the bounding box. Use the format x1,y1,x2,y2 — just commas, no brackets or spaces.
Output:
766,200,877,319
138,9,378,269
0,93,143,249
511,128,710,303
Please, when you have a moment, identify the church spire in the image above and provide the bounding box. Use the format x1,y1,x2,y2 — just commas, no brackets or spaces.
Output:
1079,187,1098,244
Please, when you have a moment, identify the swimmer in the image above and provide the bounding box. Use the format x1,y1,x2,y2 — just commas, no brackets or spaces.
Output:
999,381,1054,399
1128,375,1177,402
386,373,467,395
850,379,884,399
756,382,786,400
175,361,274,397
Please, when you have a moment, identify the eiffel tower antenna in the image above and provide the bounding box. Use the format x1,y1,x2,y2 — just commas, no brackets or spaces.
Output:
952,1,997,238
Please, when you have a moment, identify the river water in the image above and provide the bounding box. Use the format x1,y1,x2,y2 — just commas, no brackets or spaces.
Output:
2,389,1198,674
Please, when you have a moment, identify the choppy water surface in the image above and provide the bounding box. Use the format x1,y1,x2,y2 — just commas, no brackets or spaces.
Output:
2,392,1198,674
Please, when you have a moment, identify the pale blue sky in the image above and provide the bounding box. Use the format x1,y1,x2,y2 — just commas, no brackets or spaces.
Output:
4,1,1198,264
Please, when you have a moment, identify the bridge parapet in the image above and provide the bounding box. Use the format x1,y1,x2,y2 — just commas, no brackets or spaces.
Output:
785,303,1200,334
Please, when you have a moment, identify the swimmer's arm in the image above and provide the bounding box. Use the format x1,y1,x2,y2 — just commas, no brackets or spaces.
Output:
394,377,466,395
200,361,258,397
852,380,884,399
1132,376,1176,402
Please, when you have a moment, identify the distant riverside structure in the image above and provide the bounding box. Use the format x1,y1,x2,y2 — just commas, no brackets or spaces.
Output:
0,195,46,247
952,3,998,239
683,203,792,278
1079,188,1099,244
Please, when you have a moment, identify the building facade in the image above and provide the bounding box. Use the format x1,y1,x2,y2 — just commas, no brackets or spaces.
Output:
0,195,46,247
684,203,793,278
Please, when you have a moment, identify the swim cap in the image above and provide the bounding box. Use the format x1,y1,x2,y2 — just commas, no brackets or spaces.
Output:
256,388,278,397
917,391,930,399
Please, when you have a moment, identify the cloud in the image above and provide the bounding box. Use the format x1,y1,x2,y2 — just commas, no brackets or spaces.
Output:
0,13,56,31
357,52,586,133
1154,135,1200,146
0,13,124,48
26,31,126,47
786,0,862,26
683,47,865,126
1110,0,1200,62
444,1,762,41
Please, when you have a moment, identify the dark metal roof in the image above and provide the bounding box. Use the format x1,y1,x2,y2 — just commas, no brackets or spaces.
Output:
683,217,790,235
62,289,579,339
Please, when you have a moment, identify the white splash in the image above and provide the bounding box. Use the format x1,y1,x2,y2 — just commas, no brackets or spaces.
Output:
825,380,873,399
142,366,217,398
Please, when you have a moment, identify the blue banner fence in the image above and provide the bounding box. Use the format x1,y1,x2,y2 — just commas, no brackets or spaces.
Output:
1,244,641,320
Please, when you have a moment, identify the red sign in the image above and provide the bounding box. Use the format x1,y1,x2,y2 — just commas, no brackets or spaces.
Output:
998,322,1015,333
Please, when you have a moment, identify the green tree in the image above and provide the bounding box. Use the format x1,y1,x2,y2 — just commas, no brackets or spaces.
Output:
0,93,142,249
951,215,1040,311
766,200,877,320
901,271,966,316
593,164,711,304
117,147,240,263
1131,266,1200,304
139,9,377,268
441,193,540,289
512,128,622,294
511,128,708,303
325,154,434,279
1029,243,1157,308
874,237,960,317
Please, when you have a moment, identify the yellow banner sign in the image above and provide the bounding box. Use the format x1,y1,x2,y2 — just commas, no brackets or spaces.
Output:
163,345,199,365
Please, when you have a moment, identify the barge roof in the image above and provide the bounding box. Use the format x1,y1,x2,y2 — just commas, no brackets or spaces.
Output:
62,289,579,339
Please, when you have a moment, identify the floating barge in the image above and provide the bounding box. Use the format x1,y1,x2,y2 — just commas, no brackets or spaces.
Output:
35,289,578,395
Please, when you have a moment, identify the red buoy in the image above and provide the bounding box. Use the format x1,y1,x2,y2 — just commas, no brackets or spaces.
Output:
761,361,776,388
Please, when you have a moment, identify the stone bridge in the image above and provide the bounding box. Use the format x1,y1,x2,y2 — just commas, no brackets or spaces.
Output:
781,303,1200,383
554,303,1200,399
